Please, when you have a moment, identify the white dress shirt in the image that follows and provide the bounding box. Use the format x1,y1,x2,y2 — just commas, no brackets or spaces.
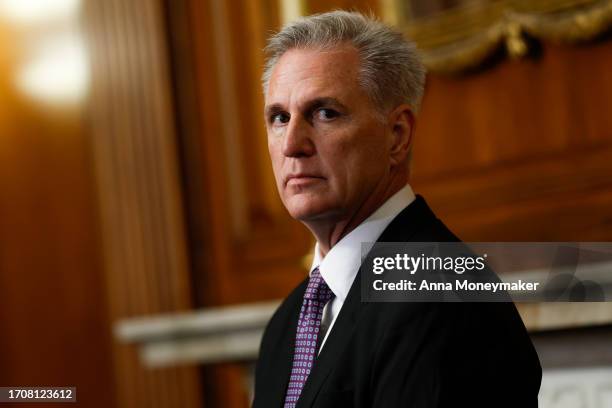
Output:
309,184,416,352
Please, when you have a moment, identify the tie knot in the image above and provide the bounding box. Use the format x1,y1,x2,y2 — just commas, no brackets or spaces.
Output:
304,267,334,302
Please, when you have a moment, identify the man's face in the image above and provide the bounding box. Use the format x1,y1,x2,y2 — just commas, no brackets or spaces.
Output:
265,45,392,223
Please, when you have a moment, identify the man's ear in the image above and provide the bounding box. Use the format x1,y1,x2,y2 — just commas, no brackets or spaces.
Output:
388,104,415,167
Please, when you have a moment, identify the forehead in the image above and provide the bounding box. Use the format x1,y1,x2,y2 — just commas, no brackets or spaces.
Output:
266,45,364,104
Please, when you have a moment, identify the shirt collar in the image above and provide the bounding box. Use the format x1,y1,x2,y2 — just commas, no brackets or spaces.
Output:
309,184,416,302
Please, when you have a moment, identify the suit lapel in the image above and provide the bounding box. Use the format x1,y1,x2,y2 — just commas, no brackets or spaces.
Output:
295,269,365,408
295,196,436,406
260,279,308,408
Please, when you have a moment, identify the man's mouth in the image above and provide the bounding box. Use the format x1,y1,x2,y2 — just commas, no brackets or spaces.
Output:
285,174,324,187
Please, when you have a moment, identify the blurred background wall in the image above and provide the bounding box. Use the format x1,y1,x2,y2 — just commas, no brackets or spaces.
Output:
0,0,611,407
0,0,115,406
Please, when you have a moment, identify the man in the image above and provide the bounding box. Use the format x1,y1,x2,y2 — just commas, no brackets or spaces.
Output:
254,11,541,408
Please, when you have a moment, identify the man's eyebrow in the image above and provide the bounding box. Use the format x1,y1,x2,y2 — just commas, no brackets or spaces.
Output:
306,97,346,111
264,103,284,117
264,97,347,117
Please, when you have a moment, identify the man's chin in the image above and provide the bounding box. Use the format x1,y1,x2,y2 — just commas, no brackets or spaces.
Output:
283,194,340,221
287,205,338,223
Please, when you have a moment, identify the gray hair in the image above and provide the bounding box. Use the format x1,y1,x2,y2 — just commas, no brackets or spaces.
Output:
262,10,426,115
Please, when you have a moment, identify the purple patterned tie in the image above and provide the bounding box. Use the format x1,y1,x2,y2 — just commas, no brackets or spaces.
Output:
283,267,335,407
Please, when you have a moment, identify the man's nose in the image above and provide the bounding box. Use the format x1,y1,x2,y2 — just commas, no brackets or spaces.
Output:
282,116,315,157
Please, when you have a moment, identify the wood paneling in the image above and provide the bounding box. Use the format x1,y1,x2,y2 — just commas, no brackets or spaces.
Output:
0,6,116,408
84,0,203,406
307,0,379,14
415,41,612,179
413,40,612,241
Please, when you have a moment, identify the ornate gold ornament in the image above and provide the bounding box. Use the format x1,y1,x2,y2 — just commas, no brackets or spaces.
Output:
383,0,612,73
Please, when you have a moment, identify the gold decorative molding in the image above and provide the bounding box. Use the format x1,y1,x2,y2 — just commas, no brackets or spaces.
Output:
280,0,307,24
385,0,612,73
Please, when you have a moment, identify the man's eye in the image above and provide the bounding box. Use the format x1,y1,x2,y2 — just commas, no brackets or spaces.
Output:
271,112,290,125
315,108,339,121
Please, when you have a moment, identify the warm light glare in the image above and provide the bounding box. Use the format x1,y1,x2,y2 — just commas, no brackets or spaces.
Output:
0,0,80,24
17,35,89,105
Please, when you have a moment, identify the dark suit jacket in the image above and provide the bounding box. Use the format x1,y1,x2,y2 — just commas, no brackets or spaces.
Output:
253,196,542,407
